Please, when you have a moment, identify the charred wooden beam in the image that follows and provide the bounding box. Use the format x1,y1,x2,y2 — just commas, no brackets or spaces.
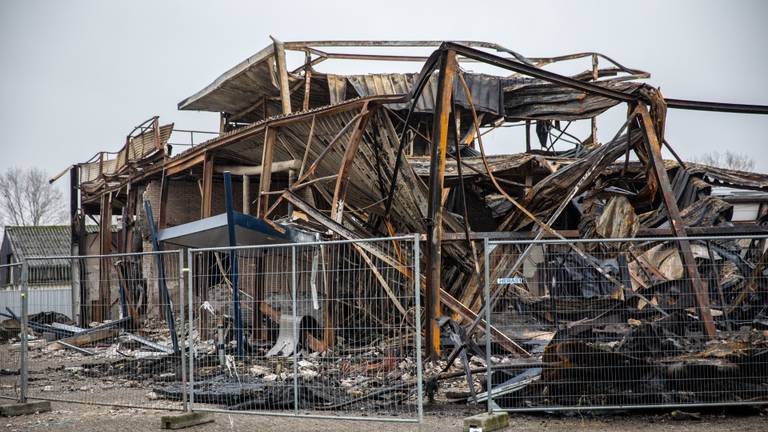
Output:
158,176,169,229
426,49,457,361
256,127,277,217
633,102,716,339
302,52,312,112
201,152,214,218
271,36,292,115
331,104,371,223
98,192,112,322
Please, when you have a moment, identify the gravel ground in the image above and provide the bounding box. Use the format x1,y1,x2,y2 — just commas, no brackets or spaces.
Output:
2,401,767,431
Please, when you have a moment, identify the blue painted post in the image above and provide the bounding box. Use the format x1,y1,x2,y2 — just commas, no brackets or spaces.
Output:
223,172,244,357
143,200,180,353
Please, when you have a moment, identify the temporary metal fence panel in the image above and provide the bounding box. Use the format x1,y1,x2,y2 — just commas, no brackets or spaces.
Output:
484,235,768,412
0,262,23,400
187,235,423,422
20,250,186,411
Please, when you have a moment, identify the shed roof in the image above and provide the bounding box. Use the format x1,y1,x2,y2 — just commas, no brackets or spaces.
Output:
3,225,71,269
4,226,70,258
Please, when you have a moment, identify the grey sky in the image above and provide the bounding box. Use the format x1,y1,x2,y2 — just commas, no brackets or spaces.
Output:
1,0,767,186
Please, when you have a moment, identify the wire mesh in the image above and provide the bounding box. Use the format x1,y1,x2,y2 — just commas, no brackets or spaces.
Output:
187,236,422,422
0,262,23,400
485,236,768,412
20,251,185,411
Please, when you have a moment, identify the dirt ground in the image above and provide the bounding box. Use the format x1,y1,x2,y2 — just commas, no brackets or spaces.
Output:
1,401,766,431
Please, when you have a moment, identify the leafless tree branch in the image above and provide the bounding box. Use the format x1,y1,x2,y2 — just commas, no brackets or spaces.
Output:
0,167,66,227
694,150,755,172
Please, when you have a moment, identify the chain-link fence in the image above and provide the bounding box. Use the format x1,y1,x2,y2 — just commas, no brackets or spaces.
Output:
7,233,768,419
186,236,423,422
484,235,768,412
19,251,187,411
0,262,23,400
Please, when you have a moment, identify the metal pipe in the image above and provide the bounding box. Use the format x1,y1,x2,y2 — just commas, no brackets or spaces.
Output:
217,316,226,367
413,234,424,423
178,251,188,411
242,175,250,215
186,248,195,410
483,237,492,414
19,261,29,403
291,245,299,415
214,160,302,176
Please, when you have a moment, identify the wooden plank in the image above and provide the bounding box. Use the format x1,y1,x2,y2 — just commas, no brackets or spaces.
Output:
302,54,312,112
165,152,205,176
160,412,213,430
158,176,169,229
98,192,113,321
0,401,51,417
256,127,277,217
330,106,371,223
201,152,214,218
271,37,292,115
48,328,119,350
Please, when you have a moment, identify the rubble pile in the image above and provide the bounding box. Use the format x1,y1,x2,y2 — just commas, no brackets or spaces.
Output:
482,235,768,408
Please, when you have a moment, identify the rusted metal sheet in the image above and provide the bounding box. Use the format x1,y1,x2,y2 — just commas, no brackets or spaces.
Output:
177,45,282,113
346,72,504,115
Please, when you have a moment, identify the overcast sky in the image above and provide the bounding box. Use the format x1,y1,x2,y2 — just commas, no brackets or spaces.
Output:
1,0,767,187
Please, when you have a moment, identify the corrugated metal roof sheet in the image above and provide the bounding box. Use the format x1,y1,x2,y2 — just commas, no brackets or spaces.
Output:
179,45,278,113
178,43,505,118
80,124,174,184
345,72,504,115
4,226,71,272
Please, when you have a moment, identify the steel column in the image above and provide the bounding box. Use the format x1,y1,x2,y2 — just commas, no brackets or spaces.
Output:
425,49,457,361
224,172,245,356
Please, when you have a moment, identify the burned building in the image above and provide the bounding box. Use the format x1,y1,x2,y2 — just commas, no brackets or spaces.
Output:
51,39,768,411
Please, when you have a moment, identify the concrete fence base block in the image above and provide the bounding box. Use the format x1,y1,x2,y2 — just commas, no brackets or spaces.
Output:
160,412,214,430
463,411,509,432
0,400,52,417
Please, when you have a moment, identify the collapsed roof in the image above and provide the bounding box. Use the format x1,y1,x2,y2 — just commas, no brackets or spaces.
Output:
66,38,768,360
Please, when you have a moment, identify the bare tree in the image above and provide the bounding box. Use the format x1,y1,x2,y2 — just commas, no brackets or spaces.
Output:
694,151,755,171
0,167,66,227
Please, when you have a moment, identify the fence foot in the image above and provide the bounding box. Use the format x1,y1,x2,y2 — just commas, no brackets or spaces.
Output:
0,400,51,417
160,412,213,430
463,411,508,432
